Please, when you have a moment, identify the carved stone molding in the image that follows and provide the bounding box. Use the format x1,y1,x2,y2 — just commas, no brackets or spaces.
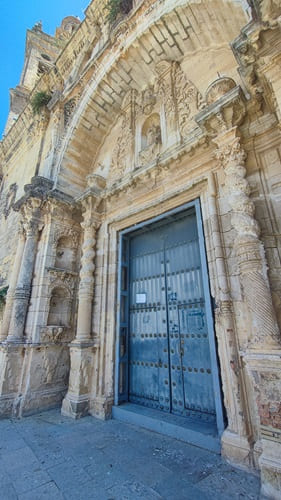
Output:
52,227,80,250
173,62,203,139
205,77,237,105
196,84,246,137
40,326,65,343
47,267,78,293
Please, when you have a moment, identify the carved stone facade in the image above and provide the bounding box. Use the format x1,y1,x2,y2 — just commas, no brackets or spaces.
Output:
1,1,281,497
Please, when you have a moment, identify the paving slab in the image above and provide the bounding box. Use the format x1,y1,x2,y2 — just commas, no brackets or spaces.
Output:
0,409,260,500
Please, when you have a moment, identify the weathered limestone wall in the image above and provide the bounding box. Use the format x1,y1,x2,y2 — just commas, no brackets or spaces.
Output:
0,0,281,498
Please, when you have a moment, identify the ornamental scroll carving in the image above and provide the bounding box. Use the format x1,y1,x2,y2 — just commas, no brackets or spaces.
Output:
110,90,136,178
108,61,203,176
173,62,203,139
111,113,133,176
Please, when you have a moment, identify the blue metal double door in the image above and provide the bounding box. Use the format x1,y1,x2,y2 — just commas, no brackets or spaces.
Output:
128,209,217,423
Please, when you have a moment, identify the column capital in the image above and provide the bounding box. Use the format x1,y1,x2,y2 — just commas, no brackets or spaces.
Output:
20,198,43,238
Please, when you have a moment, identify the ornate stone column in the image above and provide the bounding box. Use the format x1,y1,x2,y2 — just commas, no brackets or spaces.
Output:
6,198,42,342
197,78,281,497
62,174,105,419
76,199,100,342
214,128,280,351
207,172,252,466
0,225,25,341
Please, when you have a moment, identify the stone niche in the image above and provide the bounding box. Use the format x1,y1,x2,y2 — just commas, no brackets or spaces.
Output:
47,286,71,327
139,113,162,167
55,235,77,271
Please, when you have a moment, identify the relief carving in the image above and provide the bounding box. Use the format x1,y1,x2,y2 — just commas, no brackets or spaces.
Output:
173,62,202,139
40,326,65,343
53,226,80,250
111,99,134,177
64,94,81,127
155,60,176,132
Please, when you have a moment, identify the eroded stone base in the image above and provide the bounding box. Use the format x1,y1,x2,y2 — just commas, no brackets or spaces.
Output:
221,430,252,469
61,342,98,419
89,396,114,420
259,439,281,499
0,342,70,417
61,393,90,419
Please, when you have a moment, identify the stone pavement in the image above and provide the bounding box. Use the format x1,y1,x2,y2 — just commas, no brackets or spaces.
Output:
0,409,260,500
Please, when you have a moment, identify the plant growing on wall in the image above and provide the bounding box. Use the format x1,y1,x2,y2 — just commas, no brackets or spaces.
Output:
106,0,133,24
31,91,51,115
0,286,8,305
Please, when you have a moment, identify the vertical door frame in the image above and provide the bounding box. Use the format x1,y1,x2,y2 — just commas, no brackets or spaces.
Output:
114,198,225,435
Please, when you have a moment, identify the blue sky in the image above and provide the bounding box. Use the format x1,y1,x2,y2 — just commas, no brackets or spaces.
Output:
0,0,88,137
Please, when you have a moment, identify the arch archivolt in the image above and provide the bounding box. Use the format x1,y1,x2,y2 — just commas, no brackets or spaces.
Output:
54,0,246,191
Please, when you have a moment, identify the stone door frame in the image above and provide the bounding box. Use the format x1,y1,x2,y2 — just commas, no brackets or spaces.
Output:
114,198,225,437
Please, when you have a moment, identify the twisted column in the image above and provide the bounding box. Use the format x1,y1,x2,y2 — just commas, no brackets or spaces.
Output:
214,128,280,350
75,197,100,343
6,199,41,342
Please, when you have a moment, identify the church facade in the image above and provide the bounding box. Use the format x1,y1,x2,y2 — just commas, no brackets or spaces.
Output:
0,0,281,497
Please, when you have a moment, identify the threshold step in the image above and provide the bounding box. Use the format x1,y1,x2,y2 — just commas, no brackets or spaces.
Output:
112,403,221,453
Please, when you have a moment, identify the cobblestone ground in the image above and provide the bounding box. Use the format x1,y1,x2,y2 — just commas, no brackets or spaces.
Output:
0,409,260,500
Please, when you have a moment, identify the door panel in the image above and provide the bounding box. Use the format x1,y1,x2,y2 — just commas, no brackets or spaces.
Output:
129,239,170,411
128,210,216,422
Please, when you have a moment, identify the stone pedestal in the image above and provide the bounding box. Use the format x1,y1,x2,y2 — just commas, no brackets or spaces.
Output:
61,342,97,418
243,352,281,499
0,343,25,417
260,439,281,499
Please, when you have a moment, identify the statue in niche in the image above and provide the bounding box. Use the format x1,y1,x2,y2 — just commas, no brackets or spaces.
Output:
139,113,162,169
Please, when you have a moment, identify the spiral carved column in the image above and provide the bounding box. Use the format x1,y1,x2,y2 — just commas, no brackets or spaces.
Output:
76,198,100,343
214,128,280,350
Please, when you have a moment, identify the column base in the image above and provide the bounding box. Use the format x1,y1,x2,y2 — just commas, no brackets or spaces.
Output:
259,438,281,499
89,396,114,420
61,393,90,419
221,429,253,469
0,342,25,418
